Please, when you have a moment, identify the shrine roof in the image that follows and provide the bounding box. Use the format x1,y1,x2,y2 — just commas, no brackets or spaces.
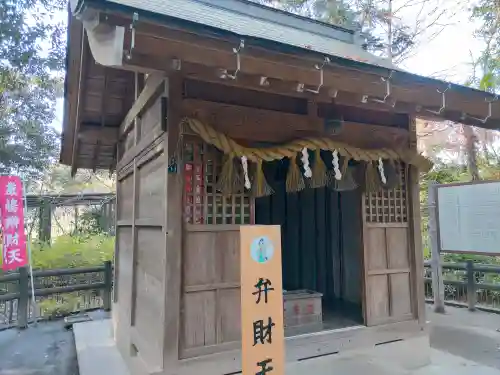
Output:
76,0,396,70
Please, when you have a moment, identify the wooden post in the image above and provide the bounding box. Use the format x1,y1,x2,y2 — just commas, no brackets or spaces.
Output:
409,166,426,325
74,206,79,235
428,181,445,313
162,74,183,372
407,115,426,325
103,260,113,311
38,198,52,243
466,260,476,311
17,267,29,329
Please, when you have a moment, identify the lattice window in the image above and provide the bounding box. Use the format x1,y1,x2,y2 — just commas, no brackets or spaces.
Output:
364,165,407,223
182,136,254,225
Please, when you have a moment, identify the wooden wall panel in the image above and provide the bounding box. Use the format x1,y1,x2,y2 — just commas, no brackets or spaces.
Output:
114,80,170,371
130,164,166,369
118,176,133,220
218,233,240,283
366,228,387,271
134,267,164,368
181,228,241,358
218,289,241,343
116,227,134,289
137,155,165,222
124,128,135,152
129,142,167,368
136,228,165,282
141,95,162,138
181,98,322,144
183,291,217,348
367,275,389,319
363,225,413,326
390,273,412,316
386,227,409,269
114,227,133,354
183,232,217,286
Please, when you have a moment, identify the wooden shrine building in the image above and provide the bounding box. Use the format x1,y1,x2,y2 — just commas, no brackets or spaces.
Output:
62,1,500,374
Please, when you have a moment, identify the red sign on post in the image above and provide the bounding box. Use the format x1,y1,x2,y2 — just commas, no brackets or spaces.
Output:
0,176,28,271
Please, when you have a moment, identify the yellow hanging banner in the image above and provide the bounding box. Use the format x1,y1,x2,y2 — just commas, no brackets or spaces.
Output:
240,225,285,375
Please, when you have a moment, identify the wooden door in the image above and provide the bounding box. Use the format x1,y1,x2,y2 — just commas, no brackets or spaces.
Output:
362,168,413,326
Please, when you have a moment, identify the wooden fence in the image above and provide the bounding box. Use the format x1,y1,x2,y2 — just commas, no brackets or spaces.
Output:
0,261,112,328
424,260,500,312
2,259,500,329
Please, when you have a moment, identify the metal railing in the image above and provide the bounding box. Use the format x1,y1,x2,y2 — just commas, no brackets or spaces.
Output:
0,261,112,328
424,260,500,312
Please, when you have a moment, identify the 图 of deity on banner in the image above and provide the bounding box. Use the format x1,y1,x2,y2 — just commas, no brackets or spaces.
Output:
241,226,285,375
0,176,28,271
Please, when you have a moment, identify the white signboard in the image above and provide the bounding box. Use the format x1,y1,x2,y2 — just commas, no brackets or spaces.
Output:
437,181,500,255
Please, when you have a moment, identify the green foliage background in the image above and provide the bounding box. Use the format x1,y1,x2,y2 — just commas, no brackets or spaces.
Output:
0,235,114,270
0,0,66,179
31,235,114,269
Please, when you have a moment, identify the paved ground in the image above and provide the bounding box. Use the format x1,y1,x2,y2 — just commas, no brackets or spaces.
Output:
427,305,500,369
0,311,108,375
0,320,78,375
1,305,500,374
289,348,500,375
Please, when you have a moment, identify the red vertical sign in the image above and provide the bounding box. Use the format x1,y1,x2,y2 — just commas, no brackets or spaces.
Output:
0,176,28,271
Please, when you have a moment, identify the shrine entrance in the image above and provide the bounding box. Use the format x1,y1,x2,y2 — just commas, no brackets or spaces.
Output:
255,162,364,336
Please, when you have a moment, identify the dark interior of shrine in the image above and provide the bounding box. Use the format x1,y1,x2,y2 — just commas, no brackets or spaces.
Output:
255,159,365,334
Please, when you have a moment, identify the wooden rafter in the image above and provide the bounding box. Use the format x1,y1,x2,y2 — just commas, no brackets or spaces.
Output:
78,125,119,143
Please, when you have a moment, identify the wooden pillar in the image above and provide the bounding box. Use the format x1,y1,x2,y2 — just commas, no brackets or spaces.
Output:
409,167,427,324
130,71,142,326
466,260,476,311
113,181,120,303
428,182,445,313
162,73,183,372
408,116,428,324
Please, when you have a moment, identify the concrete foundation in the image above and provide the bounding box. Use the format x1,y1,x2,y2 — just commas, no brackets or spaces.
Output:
74,318,500,375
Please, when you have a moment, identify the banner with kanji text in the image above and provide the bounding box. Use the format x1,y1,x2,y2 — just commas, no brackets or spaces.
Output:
0,176,28,271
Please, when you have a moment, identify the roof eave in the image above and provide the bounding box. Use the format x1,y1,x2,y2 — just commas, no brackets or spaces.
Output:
61,5,85,167
79,0,495,101
67,0,500,137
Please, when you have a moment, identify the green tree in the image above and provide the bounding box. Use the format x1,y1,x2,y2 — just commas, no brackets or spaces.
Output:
453,1,500,180
0,0,66,179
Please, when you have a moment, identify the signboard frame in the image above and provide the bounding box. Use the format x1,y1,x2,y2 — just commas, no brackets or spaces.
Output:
436,179,500,255
240,225,285,375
